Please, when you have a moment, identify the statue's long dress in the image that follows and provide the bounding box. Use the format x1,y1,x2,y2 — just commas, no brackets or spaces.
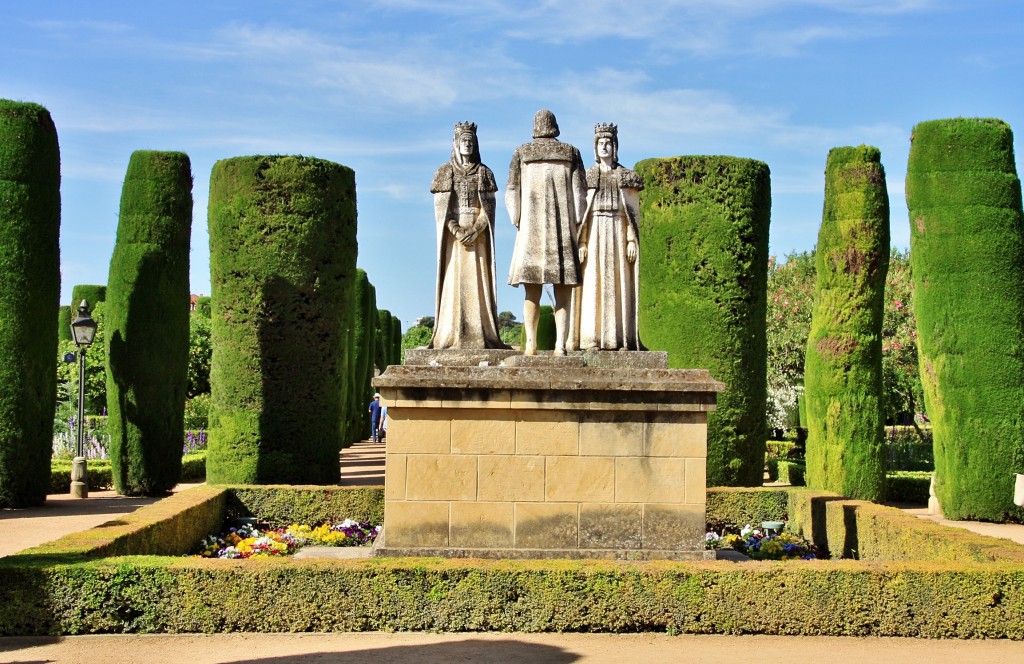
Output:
573,164,643,350
429,162,507,349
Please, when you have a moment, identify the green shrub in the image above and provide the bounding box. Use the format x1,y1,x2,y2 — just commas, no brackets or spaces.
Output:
517,305,556,350
636,156,771,486
194,296,211,318
179,451,206,482
187,313,211,397
49,460,114,493
766,441,795,459
805,146,890,501
207,156,358,483
0,99,61,508
778,460,806,486
106,151,192,496
886,470,931,504
907,118,1024,521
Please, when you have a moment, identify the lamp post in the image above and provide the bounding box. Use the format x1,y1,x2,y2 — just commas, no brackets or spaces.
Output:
69,300,98,499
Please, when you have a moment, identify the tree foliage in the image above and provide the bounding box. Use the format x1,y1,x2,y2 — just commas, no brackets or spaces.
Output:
0,99,61,508
803,145,889,502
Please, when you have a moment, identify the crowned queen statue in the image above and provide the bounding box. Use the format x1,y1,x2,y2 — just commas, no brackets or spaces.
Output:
428,122,508,349
570,122,644,351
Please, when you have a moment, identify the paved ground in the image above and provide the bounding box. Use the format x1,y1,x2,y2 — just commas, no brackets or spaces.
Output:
3,443,1024,659
3,632,1024,663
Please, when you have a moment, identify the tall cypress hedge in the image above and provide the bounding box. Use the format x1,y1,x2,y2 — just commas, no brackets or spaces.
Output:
208,156,357,484
0,100,61,507
71,284,106,309
377,308,393,372
344,271,377,444
390,313,403,365
105,151,192,496
636,156,771,487
57,305,72,342
804,146,890,501
907,118,1024,521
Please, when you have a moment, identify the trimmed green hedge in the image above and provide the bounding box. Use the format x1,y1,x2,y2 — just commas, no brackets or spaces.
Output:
636,156,771,486
207,156,358,483
907,118,1024,521
225,485,384,526
0,99,61,508
49,452,207,494
886,470,931,505
57,305,72,342
706,486,788,530
106,151,193,496
805,146,889,502
70,284,106,309
1,485,1024,637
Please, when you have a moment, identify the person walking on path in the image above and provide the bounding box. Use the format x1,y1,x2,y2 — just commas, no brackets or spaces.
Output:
367,393,383,443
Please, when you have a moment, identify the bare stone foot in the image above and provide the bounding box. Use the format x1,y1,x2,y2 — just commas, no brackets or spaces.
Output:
553,348,565,356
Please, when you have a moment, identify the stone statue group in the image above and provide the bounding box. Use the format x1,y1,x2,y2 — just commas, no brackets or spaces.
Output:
429,109,643,355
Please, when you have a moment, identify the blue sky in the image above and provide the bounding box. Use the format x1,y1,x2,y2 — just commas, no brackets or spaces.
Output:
3,1,1022,328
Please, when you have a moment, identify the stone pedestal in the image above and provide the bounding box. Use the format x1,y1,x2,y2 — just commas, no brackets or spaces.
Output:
372,350,723,561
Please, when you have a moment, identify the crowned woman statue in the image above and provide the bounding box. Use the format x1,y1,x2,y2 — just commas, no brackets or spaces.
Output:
428,122,508,349
570,123,644,351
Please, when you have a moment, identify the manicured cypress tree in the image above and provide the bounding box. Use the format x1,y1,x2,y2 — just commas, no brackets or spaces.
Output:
57,305,73,342
105,151,192,496
377,308,393,371
346,271,377,444
208,156,357,484
636,156,771,487
0,100,61,508
804,146,890,501
71,284,106,309
390,313,403,365
907,118,1024,521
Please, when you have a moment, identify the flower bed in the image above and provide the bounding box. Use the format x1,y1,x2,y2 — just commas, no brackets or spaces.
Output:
706,524,825,560
197,519,380,559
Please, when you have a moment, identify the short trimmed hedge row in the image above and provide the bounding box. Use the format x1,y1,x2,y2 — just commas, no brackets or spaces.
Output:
49,452,207,495
1,485,1022,637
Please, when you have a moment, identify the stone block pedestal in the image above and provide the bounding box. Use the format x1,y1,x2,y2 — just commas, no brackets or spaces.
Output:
372,350,723,560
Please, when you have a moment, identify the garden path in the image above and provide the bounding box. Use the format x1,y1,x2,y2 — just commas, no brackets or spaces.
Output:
2,631,1024,662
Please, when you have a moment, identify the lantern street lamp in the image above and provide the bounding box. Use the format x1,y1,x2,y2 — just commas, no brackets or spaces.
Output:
69,300,98,499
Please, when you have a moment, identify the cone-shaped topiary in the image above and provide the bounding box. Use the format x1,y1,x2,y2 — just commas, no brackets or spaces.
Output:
804,146,890,501
207,156,357,484
907,118,1024,521
0,99,61,507
71,285,106,309
105,151,192,496
636,156,771,487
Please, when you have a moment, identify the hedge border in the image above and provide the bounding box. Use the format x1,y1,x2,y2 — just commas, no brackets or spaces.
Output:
1,485,1023,638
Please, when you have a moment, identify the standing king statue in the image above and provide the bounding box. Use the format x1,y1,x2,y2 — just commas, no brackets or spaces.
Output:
506,109,588,355
570,122,644,351
429,122,508,349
